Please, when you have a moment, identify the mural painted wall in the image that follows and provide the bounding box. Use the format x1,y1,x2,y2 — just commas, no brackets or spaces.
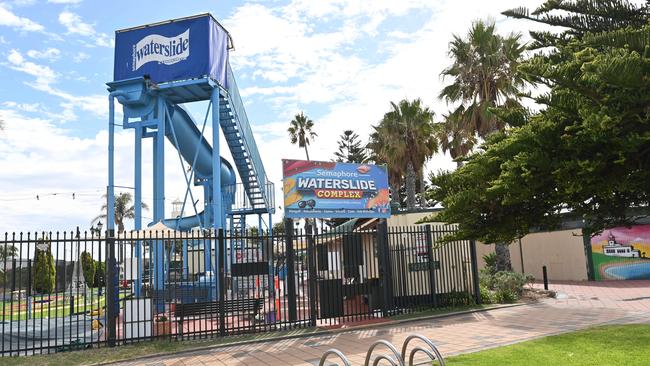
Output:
591,224,650,280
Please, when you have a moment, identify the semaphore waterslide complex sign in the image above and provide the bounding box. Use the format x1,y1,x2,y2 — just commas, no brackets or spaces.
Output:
283,159,391,219
113,14,230,86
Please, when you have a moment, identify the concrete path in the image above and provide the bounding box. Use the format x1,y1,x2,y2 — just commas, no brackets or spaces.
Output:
114,280,650,366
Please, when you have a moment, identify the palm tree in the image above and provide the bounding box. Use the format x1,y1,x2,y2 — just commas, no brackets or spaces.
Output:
0,244,17,262
93,192,148,233
438,19,526,271
288,112,317,161
368,99,438,209
439,19,526,137
368,125,405,207
435,111,476,168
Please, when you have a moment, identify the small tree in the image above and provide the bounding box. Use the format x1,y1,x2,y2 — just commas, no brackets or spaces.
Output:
81,251,95,288
33,240,56,294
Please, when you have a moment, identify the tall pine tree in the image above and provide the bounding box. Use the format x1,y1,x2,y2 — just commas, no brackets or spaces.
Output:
334,130,368,163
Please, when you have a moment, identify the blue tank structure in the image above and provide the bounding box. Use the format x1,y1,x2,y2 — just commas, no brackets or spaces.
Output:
105,14,275,306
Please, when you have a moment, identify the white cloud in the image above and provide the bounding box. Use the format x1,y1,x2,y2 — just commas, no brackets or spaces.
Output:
58,10,112,47
11,0,37,7
7,49,58,90
0,107,211,232
5,49,108,121
2,101,40,112
26,47,61,61
73,51,90,63
0,3,44,32
48,0,83,3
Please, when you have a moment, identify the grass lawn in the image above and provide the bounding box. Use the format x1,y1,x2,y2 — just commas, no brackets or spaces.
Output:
0,292,129,321
446,324,650,366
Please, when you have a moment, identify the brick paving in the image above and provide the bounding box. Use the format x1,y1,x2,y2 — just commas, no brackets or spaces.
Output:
113,280,650,366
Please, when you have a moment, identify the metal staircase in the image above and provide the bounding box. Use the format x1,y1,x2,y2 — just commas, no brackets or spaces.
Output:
220,63,274,215
231,214,246,237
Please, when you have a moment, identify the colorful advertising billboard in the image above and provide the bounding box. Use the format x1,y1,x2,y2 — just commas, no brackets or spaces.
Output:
282,160,391,219
114,14,230,86
590,224,650,280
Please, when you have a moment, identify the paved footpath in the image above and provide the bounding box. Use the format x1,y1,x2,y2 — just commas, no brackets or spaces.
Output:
114,280,650,366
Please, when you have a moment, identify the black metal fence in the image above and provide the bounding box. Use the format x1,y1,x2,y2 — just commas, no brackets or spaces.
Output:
0,223,478,357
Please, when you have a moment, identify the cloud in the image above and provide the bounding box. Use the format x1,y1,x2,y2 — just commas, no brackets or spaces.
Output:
48,0,83,3
11,0,37,6
5,49,107,121
2,101,41,112
0,3,44,32
0,106,211,232
26,47,61,61
73,51,90,63
7,49,58,90
58,10,112,47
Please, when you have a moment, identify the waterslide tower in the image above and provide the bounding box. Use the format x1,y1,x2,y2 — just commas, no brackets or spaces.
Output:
106,14,274,297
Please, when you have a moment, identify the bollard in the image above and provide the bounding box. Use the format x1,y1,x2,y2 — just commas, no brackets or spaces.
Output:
542,265,548,290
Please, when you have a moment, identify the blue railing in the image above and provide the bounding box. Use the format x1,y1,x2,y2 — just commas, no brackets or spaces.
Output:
224,182,275,214
225,63,272,211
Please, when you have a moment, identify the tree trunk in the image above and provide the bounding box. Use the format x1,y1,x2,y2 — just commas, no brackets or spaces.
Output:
495,243,512,272
418,170,426,207
405,162,416,210
304,145,310,161
390,183,400,208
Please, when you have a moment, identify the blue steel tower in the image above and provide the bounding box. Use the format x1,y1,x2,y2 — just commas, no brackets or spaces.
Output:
106,14,274,302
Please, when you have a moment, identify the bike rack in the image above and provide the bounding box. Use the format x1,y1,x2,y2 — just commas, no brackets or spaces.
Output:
319,349,352,366
401,334,445,366
364,340,405,366
319,334,445,366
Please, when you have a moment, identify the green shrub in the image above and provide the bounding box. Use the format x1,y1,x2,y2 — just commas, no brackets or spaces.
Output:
482,252,498,275
81,251,95,287
479,270,533,304
33,244,56,294
480,284,494,304
495,289,518,303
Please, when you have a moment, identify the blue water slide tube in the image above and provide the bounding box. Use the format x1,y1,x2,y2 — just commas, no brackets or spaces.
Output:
160,103,236,231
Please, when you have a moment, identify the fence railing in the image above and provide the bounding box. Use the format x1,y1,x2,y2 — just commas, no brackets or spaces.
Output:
0,224,478,357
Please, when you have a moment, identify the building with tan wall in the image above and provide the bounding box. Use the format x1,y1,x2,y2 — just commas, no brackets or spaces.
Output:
474,229,588,281
389,211,590,282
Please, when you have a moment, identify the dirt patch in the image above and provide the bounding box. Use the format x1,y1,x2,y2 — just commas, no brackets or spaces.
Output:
520,287,555,303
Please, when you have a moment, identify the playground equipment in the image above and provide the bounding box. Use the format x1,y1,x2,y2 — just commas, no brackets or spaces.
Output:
106,14,275,299
319,334,445,366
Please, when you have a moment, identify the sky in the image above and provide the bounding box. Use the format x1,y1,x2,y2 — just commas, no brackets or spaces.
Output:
0,0,544,233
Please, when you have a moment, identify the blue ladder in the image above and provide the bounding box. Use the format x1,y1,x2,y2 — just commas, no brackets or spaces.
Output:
220,63,273,215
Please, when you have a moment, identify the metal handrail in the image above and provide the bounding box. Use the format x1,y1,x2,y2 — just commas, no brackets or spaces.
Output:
224,63,271,209
364,340,405,366
401,334,445,366
320,349,352,366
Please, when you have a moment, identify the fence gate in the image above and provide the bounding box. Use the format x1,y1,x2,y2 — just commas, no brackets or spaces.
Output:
311,228,382,326
0,224,478,357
